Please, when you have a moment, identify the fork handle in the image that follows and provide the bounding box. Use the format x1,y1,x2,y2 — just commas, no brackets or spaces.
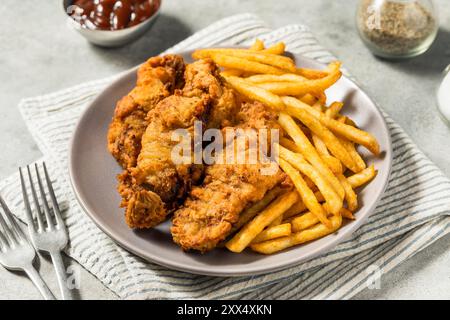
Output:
50,250,73,300
23,265,56,300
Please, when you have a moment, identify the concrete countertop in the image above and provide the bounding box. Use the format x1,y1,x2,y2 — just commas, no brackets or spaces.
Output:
1,0,449,300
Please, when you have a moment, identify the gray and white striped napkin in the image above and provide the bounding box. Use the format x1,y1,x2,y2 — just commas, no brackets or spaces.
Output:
1,13,450,299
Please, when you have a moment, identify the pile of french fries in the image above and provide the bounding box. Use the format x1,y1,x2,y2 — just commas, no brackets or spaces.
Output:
192,40,380,255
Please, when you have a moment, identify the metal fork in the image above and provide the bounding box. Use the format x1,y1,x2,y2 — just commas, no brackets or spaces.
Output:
0,194,55,300
20,162,73,300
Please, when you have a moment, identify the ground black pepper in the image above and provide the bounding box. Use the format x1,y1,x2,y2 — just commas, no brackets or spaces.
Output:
357,0,437,57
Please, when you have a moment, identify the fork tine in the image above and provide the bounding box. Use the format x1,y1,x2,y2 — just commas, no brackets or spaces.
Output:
0,209,11,249
42,162,64,228
34,164,54,230
0,195,24,242
0,209,17,246
19,167,37,232
26,165,45,232
0,228,8,251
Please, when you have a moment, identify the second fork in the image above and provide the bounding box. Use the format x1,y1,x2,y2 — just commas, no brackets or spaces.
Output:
20,162,73,300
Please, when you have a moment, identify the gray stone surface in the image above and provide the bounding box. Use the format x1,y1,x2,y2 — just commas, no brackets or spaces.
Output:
0,0,449,300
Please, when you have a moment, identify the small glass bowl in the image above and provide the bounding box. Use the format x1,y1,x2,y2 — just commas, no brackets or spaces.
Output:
63,0,162,47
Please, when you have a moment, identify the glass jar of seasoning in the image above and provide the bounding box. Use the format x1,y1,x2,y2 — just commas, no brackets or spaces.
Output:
356,0,438,59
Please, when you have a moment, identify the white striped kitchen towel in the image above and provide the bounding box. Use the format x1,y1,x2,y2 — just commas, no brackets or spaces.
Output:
1,13,450,300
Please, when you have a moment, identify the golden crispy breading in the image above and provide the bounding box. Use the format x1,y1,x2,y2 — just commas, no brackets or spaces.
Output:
118,171,167,228
121,94,208,229
119,59,239,229
118,96,207,228
107,55,185,169
171,102,288,252
133,95,208,203
183,58,240,128
236,101,282,131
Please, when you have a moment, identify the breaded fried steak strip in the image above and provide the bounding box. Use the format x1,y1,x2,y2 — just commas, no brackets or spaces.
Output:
119,59,239,229
171,102,288,252
107,55,185,169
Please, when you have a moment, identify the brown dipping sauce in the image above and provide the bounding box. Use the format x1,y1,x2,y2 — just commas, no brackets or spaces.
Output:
69,0,160,30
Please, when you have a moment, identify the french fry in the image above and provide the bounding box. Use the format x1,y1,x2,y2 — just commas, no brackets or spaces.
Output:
221,40,265,77
263,42,286,55
336,115,358,128
347,165,377,188
310,99,330,162
296,67,329,79
278,145,342,215
312,103,326,119
224,76,285,110
300,93,317,106
232,187,284,233
268,214,284,228
340,208,356,220
278,158,332,228
278,113,345,198
207,53,286,75
246,73,307,84
256,62,342,96
282,96,359,173
250,214,342,254
315,191,325,202
251,223,292,244
283,201,307,219
221,69,243,77
250,38,265,51
226,191,299,253
283,97,380,155
280,137,342,174
291,211,321,232
283,190,326,221
302,100,344,174
339,137,366,172
292,206,353,232
321,155,343,174
313,91,327,105
257,78,338,96
279,137,299,151
303,175,317,190
311,100,326,114
312,134,330,156
282,216,298,224
332,113,366,172
337,173,358,211
345,117,358,128
193,49,296,73
325,102,344,118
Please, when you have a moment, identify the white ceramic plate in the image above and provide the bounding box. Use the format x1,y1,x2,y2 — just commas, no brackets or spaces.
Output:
69,51,392,276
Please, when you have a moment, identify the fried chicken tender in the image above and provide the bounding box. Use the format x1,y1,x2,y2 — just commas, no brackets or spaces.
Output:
171,102,288,252
120,59,239,229
120,95,208,228
107,55,185,169
182,58,240,128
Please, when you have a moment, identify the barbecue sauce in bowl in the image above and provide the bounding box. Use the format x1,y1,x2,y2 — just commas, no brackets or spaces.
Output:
69,0,160,30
